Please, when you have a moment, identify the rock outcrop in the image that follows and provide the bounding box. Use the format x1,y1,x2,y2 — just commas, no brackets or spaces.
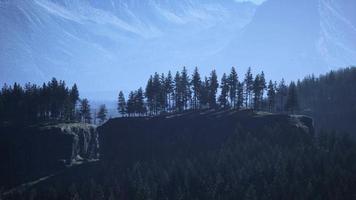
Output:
98,110,314,164
0,123,98,189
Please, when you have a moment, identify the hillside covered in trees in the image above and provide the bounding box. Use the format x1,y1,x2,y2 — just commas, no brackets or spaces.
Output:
4,110,356,200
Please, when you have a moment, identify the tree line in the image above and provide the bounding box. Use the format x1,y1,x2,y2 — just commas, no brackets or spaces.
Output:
117,67,299,116
0,78,93,124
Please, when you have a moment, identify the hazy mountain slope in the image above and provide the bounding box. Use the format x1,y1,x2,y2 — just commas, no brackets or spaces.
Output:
0,0,355,100
0,0,256,99
211,0,356,81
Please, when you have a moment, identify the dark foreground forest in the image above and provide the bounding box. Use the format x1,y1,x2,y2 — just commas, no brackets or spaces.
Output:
1,67,356,200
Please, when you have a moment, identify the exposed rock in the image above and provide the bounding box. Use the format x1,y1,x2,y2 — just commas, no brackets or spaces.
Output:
98,110,314,164
0,123,98,189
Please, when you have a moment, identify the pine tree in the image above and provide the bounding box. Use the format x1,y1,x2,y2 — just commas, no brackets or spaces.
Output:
237,82,244,109
219,73,229,108
244,67,254,108
136,88,146,116
253,74,261,110
228,67,239,108
258,71,267,110
97,104,108,125
79,98,91,123
69,84,79,120
200,77,210,108
181,67,191,110
145,75,154,115
174,71,183,111
118,91,127,117
208,70,219,108
191,67,202,109
127,91,135,116
152,73,162,114
285,82,299,114
276,79,288,112
267,80,276,112
165,71,174,111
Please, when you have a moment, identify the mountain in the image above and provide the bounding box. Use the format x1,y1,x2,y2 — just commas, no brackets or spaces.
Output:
211,0,356,81
0,0,355,100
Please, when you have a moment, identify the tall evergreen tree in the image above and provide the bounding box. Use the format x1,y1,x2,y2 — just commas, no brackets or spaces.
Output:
165,71,174,111
285,82,299,114
69,84,79,120
244,67,254,108
174,71,183,111
219,73,229,108
181,67,191,110
118,91,127,116
267,80,276,112
253,74,261,110
145,75,154,115
276,79,288,112
200,77,210,108
136,88,146,116
208,70,219,108
97,104,108,125
237,82,244,109
191,67,202,109
127,91,135,116
79,98,91,123
228,67,239,108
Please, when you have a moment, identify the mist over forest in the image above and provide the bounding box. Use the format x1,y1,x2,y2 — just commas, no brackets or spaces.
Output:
1,0,356,199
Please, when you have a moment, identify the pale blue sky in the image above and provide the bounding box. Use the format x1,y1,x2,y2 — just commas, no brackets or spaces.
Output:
235,0,267,5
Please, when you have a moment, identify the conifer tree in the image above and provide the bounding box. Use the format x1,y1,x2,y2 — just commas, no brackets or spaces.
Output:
276,79,288,112
118,91,127,116
267,80,276,112
253,74,261,110
136,88,146,116
228,67,238,108
208,70,219,108
165,71,174,111
200,77,210,108
181,67,191,110
285,82,299,114
69,84,79,120
237,82,244,109
97,104,108,125
174,71,183,111
79,98,91,123
127,91,135,116
219,73,229,108
191,67,202,109
145,76,154,115
244,67,254,108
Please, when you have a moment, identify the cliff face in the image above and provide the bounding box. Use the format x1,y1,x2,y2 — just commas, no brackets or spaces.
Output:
98,110,314,164
0,123,98,189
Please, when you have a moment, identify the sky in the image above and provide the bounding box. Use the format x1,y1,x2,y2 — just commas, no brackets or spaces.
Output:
235,0,267,5
0,0,355,103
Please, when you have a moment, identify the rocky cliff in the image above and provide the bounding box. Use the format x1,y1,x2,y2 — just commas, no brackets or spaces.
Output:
0,123,99,189
98,110,314,165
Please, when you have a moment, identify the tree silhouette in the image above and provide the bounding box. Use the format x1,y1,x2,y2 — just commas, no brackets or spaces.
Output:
208,70,219,108
79,98,91,123
267,80,276,112
228,67,238,108
219,73,229,108
118,91,127,117
244,67,254,108
191,67,202,109
285,82,299,114
97,104,108,125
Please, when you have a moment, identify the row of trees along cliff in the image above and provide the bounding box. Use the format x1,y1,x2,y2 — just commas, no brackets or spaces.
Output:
2,67,354,127
117,67,298,117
